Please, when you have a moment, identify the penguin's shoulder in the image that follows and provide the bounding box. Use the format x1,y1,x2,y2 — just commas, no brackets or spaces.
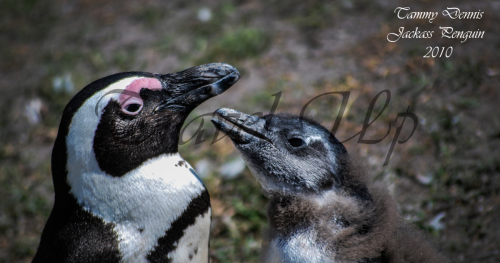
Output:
32,197,120,263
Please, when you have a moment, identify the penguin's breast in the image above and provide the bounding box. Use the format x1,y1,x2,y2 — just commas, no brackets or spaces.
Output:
268,230,330,263
68,153,210,263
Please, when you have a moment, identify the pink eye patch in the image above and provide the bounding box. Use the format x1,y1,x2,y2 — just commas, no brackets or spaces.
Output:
119,78,162,115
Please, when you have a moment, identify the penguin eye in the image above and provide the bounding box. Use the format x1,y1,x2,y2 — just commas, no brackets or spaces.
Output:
288,138,305,147
122,103,143,115
126,104,141,112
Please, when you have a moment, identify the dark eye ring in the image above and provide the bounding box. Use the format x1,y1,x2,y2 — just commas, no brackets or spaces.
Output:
288,138,305,147
125,103,141,113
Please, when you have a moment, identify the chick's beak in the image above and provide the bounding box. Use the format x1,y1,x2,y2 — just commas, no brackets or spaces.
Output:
211,108,272,145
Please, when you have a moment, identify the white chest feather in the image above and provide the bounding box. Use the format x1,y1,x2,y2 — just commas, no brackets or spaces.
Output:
265,230,331,263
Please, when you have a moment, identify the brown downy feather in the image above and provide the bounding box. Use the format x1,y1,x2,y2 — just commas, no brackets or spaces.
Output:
263,157,449,263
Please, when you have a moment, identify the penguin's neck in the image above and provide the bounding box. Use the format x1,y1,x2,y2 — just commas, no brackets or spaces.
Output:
150,124,181,154
68,152,205,221
263,189,398,263
263,193,335,263
266,192,351,237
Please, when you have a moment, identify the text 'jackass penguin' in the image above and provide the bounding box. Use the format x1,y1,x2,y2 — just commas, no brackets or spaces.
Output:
212,108,449,263
33,63,240,263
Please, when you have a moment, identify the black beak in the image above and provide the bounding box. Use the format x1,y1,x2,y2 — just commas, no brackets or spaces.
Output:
155,63,240,112
211,108,272,145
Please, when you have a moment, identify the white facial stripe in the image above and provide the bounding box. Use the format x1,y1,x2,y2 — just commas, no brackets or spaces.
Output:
305,135,323,144
66,76,141,172
66,77,206,262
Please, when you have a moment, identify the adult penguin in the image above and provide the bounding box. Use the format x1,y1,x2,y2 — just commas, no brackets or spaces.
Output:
32,63,240,263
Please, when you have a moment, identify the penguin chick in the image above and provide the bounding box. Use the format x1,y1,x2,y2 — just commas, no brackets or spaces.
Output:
32,63,240,263
211,108,449,263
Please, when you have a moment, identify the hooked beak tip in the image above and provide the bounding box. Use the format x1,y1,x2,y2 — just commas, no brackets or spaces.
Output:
156,63,240,112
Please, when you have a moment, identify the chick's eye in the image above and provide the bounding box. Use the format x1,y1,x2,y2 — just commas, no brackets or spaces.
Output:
288,138,305,147
124,103,142,114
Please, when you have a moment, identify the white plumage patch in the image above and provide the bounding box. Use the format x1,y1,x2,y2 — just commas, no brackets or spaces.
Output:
266,230,330,263
167,209,211,263
66,77,207,263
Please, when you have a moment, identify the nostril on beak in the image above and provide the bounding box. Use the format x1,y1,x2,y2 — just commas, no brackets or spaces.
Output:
202,63,239,79
201,72,222,78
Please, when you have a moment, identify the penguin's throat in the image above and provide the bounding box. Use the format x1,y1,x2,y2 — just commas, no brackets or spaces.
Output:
68,153,206,223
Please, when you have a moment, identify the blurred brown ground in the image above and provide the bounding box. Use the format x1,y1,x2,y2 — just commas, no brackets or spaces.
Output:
1,0,499,262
